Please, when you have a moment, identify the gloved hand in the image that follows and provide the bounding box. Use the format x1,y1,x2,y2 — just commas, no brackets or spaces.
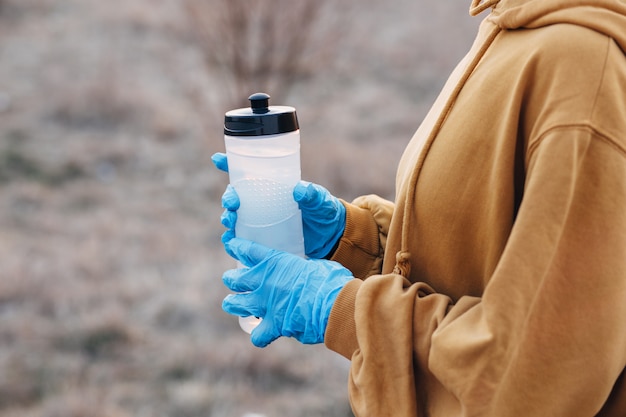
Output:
212,152,346,259
221,237,353,347
292,181,346,258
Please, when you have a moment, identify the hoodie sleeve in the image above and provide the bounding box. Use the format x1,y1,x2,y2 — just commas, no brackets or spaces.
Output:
326,127,626,416
430,127,626,416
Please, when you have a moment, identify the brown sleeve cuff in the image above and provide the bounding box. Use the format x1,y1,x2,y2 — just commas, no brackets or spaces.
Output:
324,278,361,359
331,200,383,279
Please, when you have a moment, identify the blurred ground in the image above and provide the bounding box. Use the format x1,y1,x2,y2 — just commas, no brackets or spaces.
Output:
0,0,479,416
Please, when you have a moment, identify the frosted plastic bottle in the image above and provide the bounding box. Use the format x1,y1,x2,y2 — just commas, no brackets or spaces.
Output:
223,93,305,333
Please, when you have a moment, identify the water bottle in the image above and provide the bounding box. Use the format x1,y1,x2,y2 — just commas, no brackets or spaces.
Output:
223,93,305,333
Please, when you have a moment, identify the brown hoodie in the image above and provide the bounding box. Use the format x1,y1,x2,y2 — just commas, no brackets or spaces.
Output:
325,1,626,416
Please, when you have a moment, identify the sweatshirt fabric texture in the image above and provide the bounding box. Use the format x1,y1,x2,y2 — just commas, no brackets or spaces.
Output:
324,1,626,416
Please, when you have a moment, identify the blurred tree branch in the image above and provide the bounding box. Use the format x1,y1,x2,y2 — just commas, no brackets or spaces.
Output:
184,0,343,109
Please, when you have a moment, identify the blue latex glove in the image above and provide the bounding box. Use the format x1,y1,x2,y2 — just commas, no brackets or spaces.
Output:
212,152,346,259
219,184,238,256
211,152,229,172
222,238,353,347
292,181,346,258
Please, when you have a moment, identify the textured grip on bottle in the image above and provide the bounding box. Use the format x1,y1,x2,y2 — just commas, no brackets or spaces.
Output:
235,178,298,226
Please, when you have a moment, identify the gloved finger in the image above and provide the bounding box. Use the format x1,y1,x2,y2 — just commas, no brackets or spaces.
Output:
221,208,237,229
211,152,229,172
293,181,339,215
225,238,275,268
221,184,240,211
221,229,236,252
222,267,262,293
222,293,264,318
250,318,280,348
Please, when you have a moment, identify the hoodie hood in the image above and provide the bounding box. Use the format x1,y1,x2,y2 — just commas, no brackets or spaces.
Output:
470,0,626,53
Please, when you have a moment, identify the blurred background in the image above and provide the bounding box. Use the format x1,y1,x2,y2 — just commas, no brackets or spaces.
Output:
0,0,480,416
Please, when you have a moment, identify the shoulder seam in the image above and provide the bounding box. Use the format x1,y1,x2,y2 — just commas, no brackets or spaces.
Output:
527,123,626,165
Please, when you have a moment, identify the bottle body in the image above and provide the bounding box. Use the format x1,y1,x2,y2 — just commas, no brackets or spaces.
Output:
224,130,305,333
225,130,305,256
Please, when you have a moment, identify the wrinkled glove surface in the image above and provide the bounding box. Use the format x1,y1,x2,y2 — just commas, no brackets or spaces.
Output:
212,152,346,259
222,238,353,347
292,181,346,258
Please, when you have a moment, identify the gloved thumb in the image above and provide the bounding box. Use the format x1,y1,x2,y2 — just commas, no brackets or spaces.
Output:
293,181,321,208
250,318,279,348
211,152,229,172
293,181,342,219
225,238,274,268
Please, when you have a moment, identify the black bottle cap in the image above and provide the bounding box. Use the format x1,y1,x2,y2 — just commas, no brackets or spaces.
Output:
224,93,299,137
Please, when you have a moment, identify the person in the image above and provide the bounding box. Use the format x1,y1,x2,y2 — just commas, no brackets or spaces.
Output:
213,0,626,416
